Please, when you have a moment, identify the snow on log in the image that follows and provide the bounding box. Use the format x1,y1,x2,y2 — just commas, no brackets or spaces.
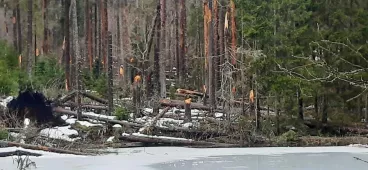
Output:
139,107,171,133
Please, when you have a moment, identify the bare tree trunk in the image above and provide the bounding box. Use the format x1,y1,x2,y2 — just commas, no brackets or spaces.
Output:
26,0,33,78
175,1,180,84
101,0,108,71
160,0,167,98
297,88,304,120
16,1,22,55
203,1,209,95
64,0,71,91
153,4,162,115
12,8,17,51
85,0,93,71
322,94,328,124
95,1,100,71
208,0,215,107
42,0,49,55
213,0,219,91
71,0,82,120
179,0,187,85
229,0,236,65
107,32,114,115
365,93,367,123
218,1,225,90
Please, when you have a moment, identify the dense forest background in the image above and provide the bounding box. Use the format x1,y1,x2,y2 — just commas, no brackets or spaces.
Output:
0,0,368,137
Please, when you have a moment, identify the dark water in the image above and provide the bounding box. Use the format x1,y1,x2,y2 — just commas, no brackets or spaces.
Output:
151,152,368,170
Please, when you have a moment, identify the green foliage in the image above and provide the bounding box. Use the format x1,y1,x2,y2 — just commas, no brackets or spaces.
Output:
0,41,20,95
0,128,9,140
278,130,298,143
114,107,129,121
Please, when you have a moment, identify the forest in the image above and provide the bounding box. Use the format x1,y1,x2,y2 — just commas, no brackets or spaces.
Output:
0,0,367,150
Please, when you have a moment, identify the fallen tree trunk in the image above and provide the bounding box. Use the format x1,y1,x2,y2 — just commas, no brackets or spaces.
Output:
139,107,171,133
80,92,108,104
53,90,77,105
53,107,143,128
62,102,108,110
160,99,222,111
0,141,93,156
0,150,42,157
119,134,235,147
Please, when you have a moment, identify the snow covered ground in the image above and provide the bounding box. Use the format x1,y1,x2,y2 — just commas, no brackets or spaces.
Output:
1,146,368,170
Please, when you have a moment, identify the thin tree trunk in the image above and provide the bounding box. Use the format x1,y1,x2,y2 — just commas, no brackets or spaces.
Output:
175,1,180,84
218,1,225,90
86,0,93,71
64,0,71,91
322,94,328,124
203,1,209,95
298,88,304,120
16,1,22,55
12,8,17,51
179,0,187,85
365,93,368,123
107,32,114,115
160,0,167,98
153,4,162,115
213,0,219,91
100,0,108,71
26,0,33,78
208,0,215,107
42,0,49,55
71,0,82,120
230,0,236,65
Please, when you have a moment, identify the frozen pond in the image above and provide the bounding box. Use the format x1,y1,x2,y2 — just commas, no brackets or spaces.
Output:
1,146,368,170
151,152,368,170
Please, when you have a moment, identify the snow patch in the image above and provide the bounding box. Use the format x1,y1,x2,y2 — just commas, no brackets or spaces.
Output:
76,121,103,127
0,96,13,107
83,112,116,120
65,118,77,125
61,115,68,120
106,136,115,142
40,126,80,142
113,124,122,128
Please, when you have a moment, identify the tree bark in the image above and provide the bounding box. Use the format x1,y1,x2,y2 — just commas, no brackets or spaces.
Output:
208,0,215,107
160,0,167,98
85,0,93,71
153,3,162,115
64,0,71,91
298,88,304,120
12,8,17,51
42,0,49,55
322,94,328,124
107,32,114,115
229,0,236,65
26,0,33,78
16,1,22,54
71,0,82,120
179,0,187,85
100,0,108,71
175,1,180,84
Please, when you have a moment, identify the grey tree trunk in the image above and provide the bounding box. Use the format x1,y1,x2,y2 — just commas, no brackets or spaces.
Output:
208,0,215,107
71,0,82,120
160,0,167,98
107,32,114,115
26,0,33,78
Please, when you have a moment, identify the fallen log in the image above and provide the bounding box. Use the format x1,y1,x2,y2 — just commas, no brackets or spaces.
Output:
0,150,42,157
53,107,143,128
53,90,77,106
62,102,108,110
160,99,221,111
119,133,232,147
0,141,93,156
139,107,171,134
80,92,108,105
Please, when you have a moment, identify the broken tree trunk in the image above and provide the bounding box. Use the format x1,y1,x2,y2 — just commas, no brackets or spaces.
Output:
80,91,108,104
0,141,93,156
139,106,170,134
184,98,192,123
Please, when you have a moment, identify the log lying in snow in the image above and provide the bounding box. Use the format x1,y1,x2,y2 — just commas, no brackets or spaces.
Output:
119,133,235,147
53,107,226,137
53,107,143,128
0,150,42,157
139,107,171,134
0,141,93,156
62,102,108,110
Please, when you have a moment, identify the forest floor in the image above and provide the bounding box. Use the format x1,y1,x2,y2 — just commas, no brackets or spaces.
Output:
1,91,368,157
